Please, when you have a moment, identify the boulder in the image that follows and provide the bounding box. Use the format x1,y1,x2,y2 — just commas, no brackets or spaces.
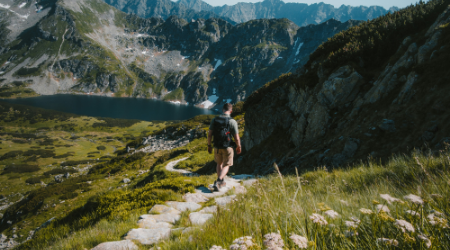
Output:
54,175,64,183
149,204,181,215
198,206,217,214
124,228,171,245
139,213,181,224
378,119,396,132
343,138,359,157
91,240,138,250
122,178,131,184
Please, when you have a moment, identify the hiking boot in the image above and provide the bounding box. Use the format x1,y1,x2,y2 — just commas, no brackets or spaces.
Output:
213,180,219,192
218,180,227,189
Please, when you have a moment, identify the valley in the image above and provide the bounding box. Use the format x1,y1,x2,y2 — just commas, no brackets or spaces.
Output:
0,0,449,249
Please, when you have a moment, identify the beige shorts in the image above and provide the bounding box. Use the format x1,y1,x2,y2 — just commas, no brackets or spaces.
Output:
214,147,234,167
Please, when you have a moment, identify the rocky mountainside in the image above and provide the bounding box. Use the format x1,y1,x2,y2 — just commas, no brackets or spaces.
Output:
0,0,360,107
103,0,236,24
177,0,396,27
238,0,450,175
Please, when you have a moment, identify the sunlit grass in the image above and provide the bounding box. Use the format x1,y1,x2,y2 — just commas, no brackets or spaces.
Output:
159,150,450,249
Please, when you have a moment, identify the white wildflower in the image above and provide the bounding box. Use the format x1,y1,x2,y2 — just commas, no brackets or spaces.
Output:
406,210,420,217
350,217,361,223
377,238,399,246
417,235,432,249
345,221,359,228
289,234,308,249
263,232,284,250
340,200,349,206
324,210,339,219
344,230,359,237
230,236,253,250
380,194,403,204
360,208,373,215
394,219,415,233
309,213,328,226
376,204,390,213
427,213,449,228
404,194,424,205
209,246,226,250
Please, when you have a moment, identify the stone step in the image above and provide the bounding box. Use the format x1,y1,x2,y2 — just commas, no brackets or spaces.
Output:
189,212,214,225
139,213,181,224
124,228,171,245
165,201,202,212
91,240,138,250
149,204,181,215
183,192,209,203
215,195,237,206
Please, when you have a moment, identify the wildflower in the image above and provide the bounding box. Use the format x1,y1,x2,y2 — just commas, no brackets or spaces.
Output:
318,202,332,211
360,208,373,215
394,219,415,233
289,234,308,249
309,213,328,226
377,238,399,246
372,200,380,205
380,194,403,204
345,220,359,228
378,212,395,222
417,235,432,249
210,246,226,250
376,204,390,213
340,200,349,206
263,233,284,250
427,213,449,228
404,194,424,205
344,230,359,237
324,210,339,219
230,236,253,250
406,210,420,217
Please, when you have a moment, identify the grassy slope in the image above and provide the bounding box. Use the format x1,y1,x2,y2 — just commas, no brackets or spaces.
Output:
160,150,450,249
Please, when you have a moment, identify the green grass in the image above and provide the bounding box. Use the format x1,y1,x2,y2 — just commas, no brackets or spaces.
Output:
158,150,450,249
163,88,184,102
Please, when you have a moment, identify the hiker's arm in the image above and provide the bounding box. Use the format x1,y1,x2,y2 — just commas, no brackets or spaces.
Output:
233,133,242,154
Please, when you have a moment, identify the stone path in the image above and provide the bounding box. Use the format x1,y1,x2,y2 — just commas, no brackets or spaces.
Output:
91,158,257,249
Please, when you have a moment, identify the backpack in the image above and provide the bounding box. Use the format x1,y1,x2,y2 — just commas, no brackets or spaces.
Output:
213,116,233,149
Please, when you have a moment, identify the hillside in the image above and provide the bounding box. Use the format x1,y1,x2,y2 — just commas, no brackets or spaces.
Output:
0,0,360,107
238,0,450,175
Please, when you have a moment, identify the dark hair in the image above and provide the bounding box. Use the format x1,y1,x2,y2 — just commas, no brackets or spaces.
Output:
223,103,233,111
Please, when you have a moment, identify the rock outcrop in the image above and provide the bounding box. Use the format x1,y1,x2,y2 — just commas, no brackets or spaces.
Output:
239,5,450,175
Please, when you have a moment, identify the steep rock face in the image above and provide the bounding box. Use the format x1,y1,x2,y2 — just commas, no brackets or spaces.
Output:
104,0,235,24
176,0,396,27
239,6,450,175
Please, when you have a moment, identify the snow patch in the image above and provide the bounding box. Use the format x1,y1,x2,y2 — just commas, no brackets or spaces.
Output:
136,34,147,38
200,94,219,109
251,79,253,82
214,59,222,70
0,4,10,9
19,2,26,8
0,71,4,75
295,41,304,57
169,101,181,105
277,57,283,59
212,88,216,94
223,99,232,103
176,64,180,66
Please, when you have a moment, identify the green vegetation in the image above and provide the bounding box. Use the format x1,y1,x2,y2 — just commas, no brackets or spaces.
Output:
0,82,39,99
161,150,450,249
174,151,214,172
163,88,184,101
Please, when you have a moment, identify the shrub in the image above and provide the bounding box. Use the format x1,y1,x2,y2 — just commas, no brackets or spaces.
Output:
25,176,43,184
0,150,23,160
2,164,40,174
97,146,106,150
54,152,75,159
92,118,140,128
59,192,78,200
43,168,78,176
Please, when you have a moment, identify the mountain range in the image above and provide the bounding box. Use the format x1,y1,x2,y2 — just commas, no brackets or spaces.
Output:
0,0,363,108
105,0,397,27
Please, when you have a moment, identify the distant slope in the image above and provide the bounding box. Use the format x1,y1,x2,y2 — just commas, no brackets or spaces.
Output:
177,0,397,26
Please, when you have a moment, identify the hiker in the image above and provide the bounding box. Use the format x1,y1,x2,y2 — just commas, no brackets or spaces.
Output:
208,103,242,191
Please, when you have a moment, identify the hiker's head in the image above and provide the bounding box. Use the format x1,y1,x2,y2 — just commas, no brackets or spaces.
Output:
223,103,233,114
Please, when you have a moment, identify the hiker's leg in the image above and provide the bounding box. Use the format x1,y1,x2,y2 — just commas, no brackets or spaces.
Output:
219,166,229,180
214,148,224,179
219,147,234,180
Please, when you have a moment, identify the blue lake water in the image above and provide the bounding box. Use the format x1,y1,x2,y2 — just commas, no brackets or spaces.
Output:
1,95,216,121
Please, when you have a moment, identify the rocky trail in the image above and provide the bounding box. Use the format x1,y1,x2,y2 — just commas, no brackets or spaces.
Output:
91,158,257,250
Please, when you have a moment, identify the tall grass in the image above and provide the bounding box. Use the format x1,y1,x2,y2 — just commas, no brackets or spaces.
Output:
160,150,450,249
